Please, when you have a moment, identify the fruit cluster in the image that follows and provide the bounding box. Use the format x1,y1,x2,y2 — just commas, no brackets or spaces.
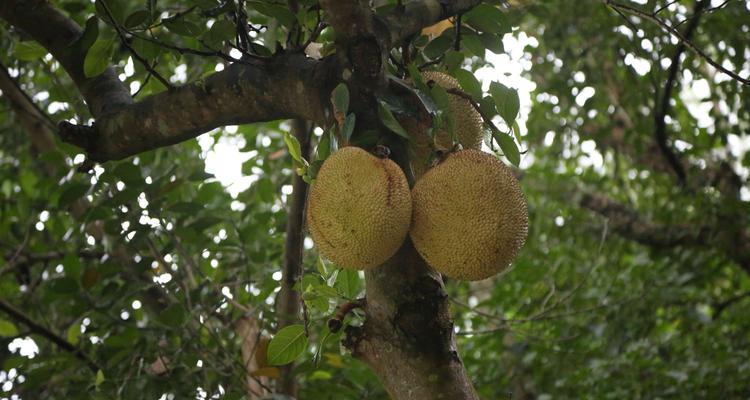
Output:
306,72,528,281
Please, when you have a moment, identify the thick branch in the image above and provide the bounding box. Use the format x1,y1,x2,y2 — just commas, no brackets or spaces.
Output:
349,240,478,400
60,54,334,161
384,0,485,45
0,299,100,372
579,191,750,274
580,192,709,247
0,0,132,117
275,119,313,396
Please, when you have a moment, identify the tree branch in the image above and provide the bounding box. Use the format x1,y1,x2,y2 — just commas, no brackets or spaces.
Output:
2,1,336,162
58,54,334,162
275,119,313,396
653,0,708,186
579,191,750,275
0,299,100,373
384,0,485,45
0,0,133,117
580,192,710,247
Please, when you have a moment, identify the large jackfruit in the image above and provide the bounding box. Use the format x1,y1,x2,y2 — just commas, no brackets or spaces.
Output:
410,149,528,280
407,71,485,177
307,147,412,269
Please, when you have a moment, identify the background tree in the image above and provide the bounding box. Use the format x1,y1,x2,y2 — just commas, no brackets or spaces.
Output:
1,0,749,399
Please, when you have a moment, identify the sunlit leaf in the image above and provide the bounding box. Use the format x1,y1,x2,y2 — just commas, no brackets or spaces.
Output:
267,325,308,366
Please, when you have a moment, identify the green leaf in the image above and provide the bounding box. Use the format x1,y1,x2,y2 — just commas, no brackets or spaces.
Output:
67,321,81,345
454,69,483,100
49,277,80,295
267,325,308,366
164,18,203,37
316,128,332,161
464,4,506,34
124,9,151,29
256,178,276,203
57,182,91,208
316,256,329,277
378,101,409,139
19,170,38,198
132,37,161,60
479,33,505,54
14,41,47,61
407,63,429,92
331,83,350,119
204,20,236,49
73,17,100,56
489,82,520,126
512,120,522,143
84,39,115,78
112,162,142,185
0,320,19,337
248,2,296,28
462,34,486,57
479,95,498,118
430,84,451,111
335,269,361,299
159,304,187,328
494,131,520,167
95,0,127,25
283,132,304,164
424,34,453,60
95,370,105,387
341,113,356,142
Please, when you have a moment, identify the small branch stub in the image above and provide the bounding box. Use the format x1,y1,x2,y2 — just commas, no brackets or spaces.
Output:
373,145,391,159
327,298,366,333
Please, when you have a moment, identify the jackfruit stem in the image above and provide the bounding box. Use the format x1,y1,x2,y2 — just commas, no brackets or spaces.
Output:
373,144,391,159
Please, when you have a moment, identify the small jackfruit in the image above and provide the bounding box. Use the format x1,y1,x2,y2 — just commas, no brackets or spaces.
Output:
307,146,412,269
410,149,528,281
408,71,484,177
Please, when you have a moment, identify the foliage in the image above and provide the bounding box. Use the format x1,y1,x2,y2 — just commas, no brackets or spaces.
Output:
1,0,749,398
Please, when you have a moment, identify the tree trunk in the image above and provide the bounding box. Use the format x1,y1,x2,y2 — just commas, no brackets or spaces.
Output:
275,119,313,396
345,240,478,400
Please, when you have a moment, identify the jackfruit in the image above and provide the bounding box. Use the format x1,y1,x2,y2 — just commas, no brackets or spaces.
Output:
307,146,412,269
408,71,484,177
410,149,527,280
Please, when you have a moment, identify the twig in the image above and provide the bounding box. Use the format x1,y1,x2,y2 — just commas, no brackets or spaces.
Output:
453,15,462,51
2,249,104,275
714,291,750,319
327,298,366,333
653,0,709,186
603,0,750,85
99,0,173,90
445,87,525,153
0,299,100,372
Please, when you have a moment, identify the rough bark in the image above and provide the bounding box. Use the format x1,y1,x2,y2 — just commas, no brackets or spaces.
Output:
58,54,333,161
317,2,480,397
275,119,313,396
579,191,750,275
345,240,478,400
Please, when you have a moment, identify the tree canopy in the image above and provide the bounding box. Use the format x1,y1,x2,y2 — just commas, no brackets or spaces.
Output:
0,0,749,398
